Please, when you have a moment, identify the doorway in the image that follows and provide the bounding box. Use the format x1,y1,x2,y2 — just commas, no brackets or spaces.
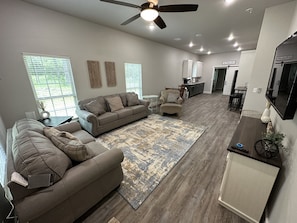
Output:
212,68,226,93
211,66,238,95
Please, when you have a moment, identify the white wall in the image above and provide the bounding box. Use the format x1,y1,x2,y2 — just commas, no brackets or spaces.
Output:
0,0,198,128
200,52,241,93
241,1,297,223
268,2,297,223
236,50,256,88
242,1,297,114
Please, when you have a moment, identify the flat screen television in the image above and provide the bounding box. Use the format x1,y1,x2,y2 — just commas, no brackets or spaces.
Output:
266,31,297,120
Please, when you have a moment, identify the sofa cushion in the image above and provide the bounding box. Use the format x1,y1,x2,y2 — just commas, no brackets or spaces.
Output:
167,92,179,103
129,105,146,114
12,130,72,183
127,93,140,106
71,130,95,144
50,134,94,162
12,118,44,136
97,112,118,125
114,108,133,119
105,96,124,112
85,141,108,156
84,100,106,116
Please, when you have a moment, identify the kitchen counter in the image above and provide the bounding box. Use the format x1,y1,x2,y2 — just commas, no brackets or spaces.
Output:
184,82,204,97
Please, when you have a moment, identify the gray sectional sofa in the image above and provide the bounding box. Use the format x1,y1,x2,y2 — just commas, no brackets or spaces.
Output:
5,118,124,223
76,92,149,137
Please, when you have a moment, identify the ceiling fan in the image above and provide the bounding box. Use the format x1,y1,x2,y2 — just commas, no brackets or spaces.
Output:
100,0,199,29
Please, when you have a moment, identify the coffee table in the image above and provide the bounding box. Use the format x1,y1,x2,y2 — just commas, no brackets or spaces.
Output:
39,116,73,127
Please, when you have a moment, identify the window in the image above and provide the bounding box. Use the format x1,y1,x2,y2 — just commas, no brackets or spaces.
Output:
125,63,143,98
23,54,77,117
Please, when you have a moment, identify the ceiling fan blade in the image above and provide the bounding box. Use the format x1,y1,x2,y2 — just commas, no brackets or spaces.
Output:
154,16,166,29
121,14,141,25
100,0,141,9
159,4,198,12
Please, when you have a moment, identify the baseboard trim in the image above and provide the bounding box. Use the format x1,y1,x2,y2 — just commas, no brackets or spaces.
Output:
203,91,212,94
218,197,258,223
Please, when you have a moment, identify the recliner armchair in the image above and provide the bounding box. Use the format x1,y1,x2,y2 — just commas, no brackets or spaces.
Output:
159,89,183,116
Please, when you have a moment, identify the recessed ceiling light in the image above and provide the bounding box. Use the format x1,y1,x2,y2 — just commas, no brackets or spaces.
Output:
237,47,242,51
233,42,238,47
195,33,202,37
174,37,181,41
207,51,211,55
189,42,194,48
245,8,253,14
228,33,234,41
199,46,204,52
225,0,234,5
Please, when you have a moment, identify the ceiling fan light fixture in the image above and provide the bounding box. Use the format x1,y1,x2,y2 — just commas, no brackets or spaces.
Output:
141,8,159,21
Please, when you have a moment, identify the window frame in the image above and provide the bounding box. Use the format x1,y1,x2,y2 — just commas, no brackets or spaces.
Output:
23,53,78,118
124,63,143,98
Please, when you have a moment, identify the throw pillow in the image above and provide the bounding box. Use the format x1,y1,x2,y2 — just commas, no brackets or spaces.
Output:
167,93,179,103
44,127,61,138
119,93,128,107
50,134,94,162
44,127,77,140
105,96,124,112
84,100,106,116
127,93,140,106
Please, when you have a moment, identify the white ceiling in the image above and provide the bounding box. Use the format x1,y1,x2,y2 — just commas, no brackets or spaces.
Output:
22,0,293,55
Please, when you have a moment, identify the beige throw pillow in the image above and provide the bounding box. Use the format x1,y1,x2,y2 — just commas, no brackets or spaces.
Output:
84,100,106,116
167,93,179,103
44,127,77,140
106,96,124,112
127,93,139,106
50,134,94,162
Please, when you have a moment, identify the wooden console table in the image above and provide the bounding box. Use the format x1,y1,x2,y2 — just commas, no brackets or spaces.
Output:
218,116,282,223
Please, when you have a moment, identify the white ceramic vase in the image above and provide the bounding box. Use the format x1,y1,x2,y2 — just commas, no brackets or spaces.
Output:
40,110,50,120
261,101,271,123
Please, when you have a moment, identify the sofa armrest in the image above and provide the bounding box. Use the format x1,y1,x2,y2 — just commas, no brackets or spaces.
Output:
7,181,39,201
55,122,82,133
177,97,183,104
76,109,97,123
159,96,165,104
61,148,124,191
13,149,124,221
139,99,150,107
76,109,98,136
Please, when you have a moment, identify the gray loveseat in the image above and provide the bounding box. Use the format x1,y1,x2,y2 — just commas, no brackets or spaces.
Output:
76,92,149,137
5,118,124,223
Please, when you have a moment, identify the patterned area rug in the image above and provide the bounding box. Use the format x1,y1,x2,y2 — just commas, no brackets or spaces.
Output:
97,114,206,209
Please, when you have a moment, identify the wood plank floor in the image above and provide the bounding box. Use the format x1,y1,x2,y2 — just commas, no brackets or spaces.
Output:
77,93,248,223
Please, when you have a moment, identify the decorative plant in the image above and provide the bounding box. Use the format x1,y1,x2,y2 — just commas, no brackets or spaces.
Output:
38,101,46,111
262,131,286,152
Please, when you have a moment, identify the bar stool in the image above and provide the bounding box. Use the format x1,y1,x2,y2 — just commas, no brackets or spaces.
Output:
228,93,243,110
